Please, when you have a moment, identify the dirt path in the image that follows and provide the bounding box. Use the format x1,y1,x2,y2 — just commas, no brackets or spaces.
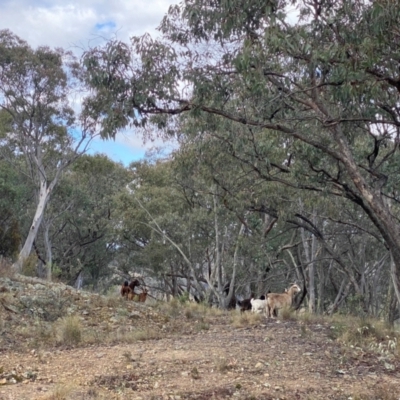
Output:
1,318,399,400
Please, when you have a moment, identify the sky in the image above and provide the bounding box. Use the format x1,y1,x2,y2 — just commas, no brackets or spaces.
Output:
0,0,177,166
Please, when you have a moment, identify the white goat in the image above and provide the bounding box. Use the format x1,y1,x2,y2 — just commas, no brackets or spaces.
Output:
250,298,267,314
266,283,301,318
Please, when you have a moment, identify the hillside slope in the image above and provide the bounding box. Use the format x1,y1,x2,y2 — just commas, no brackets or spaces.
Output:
1,275,400,400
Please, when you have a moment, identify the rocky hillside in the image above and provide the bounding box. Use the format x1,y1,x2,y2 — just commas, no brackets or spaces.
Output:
0,274,167,352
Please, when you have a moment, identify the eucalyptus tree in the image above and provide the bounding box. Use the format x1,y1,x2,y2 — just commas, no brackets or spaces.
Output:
114,159,211,300
83,0,400,310
172,126,287,296
0,30,98,273
36,154,132,286
114,156,250,308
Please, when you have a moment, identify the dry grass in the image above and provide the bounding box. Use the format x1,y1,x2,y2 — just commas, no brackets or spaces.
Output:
289,311,400,359
121,328,163,342
214,356,239,374
295,309,325,326
21,254,39,277
231,311,263,327
351,382,400,400
57,315,82,346
278,305,296,320
151,298,224,321
38,385,112,400
327,314,395,350
38,384,74,400
0,257,15,279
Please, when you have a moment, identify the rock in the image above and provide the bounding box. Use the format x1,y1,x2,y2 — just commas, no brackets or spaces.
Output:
129,311,141,318
384,362,395,371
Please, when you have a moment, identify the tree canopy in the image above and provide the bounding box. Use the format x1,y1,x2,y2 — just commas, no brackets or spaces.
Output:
82,0,400,308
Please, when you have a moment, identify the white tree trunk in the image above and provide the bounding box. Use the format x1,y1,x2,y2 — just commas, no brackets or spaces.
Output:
14,180,49,272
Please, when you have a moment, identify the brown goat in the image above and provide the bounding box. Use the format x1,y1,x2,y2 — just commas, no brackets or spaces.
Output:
127,292,139,301
129,279,140,292
138,289,148,303
266,283,301,318
120,281,132,298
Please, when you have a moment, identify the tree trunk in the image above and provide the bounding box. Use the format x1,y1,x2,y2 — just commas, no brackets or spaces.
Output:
223,223,245,309
299,210,317,313
13,180,49,272
390,252,400,312
43,219,53,281
332,125,400,310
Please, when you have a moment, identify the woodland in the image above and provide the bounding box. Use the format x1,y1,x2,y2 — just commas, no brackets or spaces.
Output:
1,0,400,322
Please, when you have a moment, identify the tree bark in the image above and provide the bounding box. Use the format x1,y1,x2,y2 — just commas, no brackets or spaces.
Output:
14,179,48,271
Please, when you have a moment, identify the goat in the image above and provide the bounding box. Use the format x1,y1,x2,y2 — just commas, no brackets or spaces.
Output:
237,293,254,313
129,279,140,292
266,283,301,318
121,279,141,300
120,281,132,298
250,297,268,314
127,292,139,301
138,289,148,303
238,294,268,313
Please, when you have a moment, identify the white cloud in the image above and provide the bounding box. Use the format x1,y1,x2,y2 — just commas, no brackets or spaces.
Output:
0,0,177,164
0,0,174,51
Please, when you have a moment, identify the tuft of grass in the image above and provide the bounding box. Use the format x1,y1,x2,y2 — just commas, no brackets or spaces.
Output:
279,306,296,320
214,357,237,374
152,298,225,321
83,328,107,346
231,311,263,327
40,384,74,400
58,315,82,346
184,307,194,319
195,320,210,331
215,358,230,373
128,328,163,342
296,309,324,325
0,257,16,278
191,367,200,379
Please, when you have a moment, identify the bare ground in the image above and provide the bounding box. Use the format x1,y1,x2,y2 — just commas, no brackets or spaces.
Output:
1,276,400,399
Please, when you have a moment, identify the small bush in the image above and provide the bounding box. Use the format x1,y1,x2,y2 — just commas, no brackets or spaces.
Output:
215,357,237,373
0,257,15,278
59,315,82,346
184,308,194,319
40,384,74,400
178,292,190,303
279,306,295,320
195,320,210,331
21,254,38,277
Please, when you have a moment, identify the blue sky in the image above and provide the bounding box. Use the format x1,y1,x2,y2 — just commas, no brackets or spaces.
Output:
0,0,177,165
